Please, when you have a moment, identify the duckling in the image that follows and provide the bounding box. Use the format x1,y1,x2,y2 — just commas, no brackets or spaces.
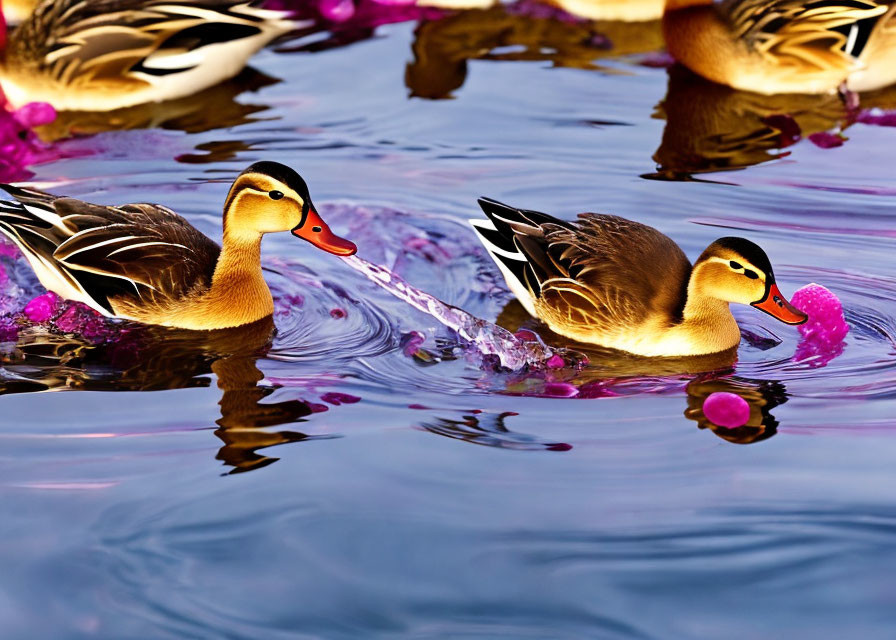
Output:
470,198,806,357
0,161,356,330
0,0,293,111
663,0,896,95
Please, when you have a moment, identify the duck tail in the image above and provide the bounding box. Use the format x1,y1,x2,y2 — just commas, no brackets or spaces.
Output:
470,197,544,317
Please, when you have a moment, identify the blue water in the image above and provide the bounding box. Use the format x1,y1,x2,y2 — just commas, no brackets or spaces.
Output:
3,9,896,638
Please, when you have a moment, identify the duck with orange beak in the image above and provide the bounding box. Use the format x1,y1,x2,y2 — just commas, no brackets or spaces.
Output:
470,198,807,357
0,161,356,330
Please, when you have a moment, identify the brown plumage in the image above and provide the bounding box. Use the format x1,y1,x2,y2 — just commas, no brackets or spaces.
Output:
0,161,357,330
470,198,807,357
0,0,293,110
664,0,896,94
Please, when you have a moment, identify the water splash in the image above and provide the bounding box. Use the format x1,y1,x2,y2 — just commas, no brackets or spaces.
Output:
340,254,555,370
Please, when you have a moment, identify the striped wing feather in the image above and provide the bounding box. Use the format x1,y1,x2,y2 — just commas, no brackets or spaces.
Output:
720,0,890,69
535,214,691,336
472,198,692,339
0,184,219,316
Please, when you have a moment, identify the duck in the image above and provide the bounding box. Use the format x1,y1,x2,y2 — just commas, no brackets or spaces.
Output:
470,197,807,357
0,161,357,330
663,0,896,95
0,0,293,111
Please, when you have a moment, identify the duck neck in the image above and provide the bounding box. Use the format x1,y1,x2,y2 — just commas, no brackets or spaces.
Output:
208,230,274,323
677,271,741,352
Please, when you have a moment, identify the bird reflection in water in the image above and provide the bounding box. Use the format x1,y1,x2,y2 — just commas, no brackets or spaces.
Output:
419,410,572,451
33,69,279,144
649,65,847,179
684,375,787,445
406,4,663,99
494,298,788,444
650,64,896,179
0,316,336,474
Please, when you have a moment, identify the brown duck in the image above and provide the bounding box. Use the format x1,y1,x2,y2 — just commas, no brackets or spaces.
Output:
470,198,807,357
0,161,356,330
664,0,896,94
0,0,293,111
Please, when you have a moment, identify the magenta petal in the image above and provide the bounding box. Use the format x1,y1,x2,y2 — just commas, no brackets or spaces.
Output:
320,391,362,405
808,131,845,149
23,292,59,323
318,0,355,21
13,102,57,128
703,392,750,429
543,382,579,398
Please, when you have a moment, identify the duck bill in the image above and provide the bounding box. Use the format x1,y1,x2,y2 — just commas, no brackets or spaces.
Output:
291,207,356,256
751,283,807,325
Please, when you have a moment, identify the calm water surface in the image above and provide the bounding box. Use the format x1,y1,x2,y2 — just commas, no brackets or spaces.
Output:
3,9,896,639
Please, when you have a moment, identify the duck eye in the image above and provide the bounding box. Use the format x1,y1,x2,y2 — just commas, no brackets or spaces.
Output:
743,269,759,280
729,260,743,270
269,190,284,200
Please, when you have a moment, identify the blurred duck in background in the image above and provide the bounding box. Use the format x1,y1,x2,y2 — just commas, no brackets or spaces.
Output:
663,0,896,95
0,0,294,111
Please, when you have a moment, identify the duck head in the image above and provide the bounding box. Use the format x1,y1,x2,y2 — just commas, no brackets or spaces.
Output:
692,237,807,325
223,161,356,256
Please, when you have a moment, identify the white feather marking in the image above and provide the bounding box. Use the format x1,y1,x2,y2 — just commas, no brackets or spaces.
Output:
469,219,526,260
469,219,537,317
58,235,140,260
23,203,67,231
845,23,859,56
106,241,188,257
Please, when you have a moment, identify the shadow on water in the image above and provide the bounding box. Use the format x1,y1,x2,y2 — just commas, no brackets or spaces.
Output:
649,65,896,179
33,69,280,142
0,316,335,474
495,299,788,444
684,375,788,445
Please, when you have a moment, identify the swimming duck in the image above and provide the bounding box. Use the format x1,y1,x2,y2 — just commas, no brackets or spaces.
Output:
470,198,807,357
663,0,896,94
0,0,293,111
0,161,356,330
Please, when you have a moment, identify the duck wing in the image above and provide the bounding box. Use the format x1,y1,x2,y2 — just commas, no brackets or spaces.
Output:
8,0,291,95
720,0,890,70
471,198,691,337
0,184,219,316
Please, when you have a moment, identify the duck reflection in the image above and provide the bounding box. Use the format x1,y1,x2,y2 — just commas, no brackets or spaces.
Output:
420,410,572,451
684,375,787,444
33,69,279,143
0,317,333,473
650,65,847,178
406,4,663,99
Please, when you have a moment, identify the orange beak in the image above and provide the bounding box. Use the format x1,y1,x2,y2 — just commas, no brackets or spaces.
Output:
291,206,356,256
751,283,807,325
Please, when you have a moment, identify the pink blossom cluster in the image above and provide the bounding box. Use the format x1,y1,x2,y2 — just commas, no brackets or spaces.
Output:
0,240,118,343
264,0,444,26
791,283,850,345
0,100,58,182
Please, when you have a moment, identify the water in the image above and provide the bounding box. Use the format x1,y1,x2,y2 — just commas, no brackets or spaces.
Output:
3,7,896,638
